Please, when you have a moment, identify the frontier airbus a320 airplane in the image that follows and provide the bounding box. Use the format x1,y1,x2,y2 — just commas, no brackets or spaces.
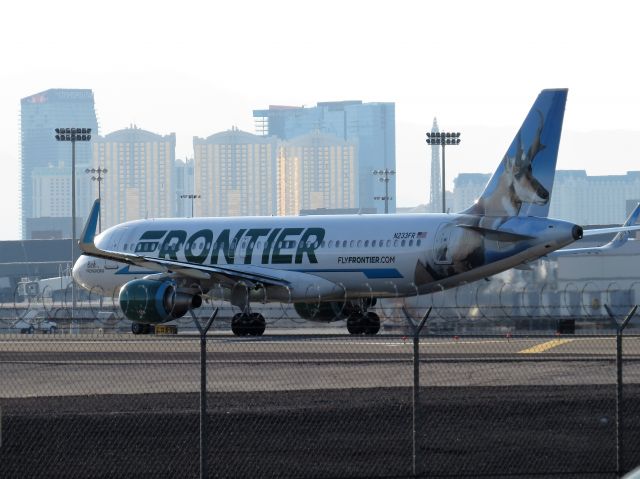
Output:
72,89,640,335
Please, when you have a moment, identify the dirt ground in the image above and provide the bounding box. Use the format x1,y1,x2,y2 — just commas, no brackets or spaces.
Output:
1,385,639,478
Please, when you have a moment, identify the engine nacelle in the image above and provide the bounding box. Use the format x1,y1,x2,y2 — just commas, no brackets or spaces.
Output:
119,279,201,324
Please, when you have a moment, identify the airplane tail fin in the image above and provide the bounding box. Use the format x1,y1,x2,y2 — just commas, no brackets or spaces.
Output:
464,89,568,218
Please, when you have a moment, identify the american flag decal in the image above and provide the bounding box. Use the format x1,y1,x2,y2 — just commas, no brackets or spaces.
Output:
417,232,427,238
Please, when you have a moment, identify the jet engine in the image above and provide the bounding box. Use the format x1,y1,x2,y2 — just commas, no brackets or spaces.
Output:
119,279,202,324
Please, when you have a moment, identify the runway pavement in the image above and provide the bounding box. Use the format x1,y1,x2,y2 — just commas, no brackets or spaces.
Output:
1,333,639,398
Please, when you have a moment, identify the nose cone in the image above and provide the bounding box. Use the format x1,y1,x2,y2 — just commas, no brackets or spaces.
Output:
72,255,89,289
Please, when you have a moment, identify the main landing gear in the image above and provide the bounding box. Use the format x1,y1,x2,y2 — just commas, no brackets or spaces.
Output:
346,311,381,335
231,312,266,336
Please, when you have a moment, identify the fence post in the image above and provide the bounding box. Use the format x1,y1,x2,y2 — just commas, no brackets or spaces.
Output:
403,306,431,477
605,304,637,478
192,308,218,479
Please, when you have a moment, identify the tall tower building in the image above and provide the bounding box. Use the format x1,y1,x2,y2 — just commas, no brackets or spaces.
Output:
428,117,441,213
253,101,395,213
175,158,195,217
193,128,279,217
92,126,176,229
278,131,358,216
20,89,98,238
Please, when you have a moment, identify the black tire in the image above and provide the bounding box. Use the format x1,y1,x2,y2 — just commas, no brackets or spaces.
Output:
364,312,381,335
131,322,145,335
231,313,244,336
346,314,364,335
250,313,266,336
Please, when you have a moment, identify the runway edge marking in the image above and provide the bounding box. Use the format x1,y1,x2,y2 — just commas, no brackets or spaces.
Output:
518,338,573,354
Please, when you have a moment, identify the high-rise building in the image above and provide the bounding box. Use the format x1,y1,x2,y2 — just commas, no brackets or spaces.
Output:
92,126,176,229
20,89,98,238
452,173,491,213
27,163,93,239
193,128,279,217
278,131,358,216
175,157,195,218
549,170,640,225
253,100,395,213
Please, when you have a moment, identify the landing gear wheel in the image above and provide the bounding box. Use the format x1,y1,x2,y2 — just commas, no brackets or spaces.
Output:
132,323,152,335
232,313,266,336
249,313,266,336
347,314,364,335
363,312,380,335
231,313,248,336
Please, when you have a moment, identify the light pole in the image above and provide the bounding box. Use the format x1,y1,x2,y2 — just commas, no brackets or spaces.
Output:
426,131,461,213
85,167,107,233
373,169,395,214
180,194,201,218
55,127,91,321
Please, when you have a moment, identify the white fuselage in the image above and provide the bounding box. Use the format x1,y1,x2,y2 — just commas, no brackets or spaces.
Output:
73,212,580,303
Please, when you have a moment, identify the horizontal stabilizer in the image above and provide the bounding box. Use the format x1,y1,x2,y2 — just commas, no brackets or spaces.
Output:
582,224,640,237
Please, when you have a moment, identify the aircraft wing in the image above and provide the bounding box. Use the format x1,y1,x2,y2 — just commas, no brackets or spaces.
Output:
78,199,291,287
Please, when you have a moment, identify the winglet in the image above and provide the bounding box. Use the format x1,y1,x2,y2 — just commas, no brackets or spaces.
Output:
79,199,100,253
609,202,640,247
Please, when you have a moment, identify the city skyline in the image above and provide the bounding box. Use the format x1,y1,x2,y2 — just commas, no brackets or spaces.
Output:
2,0,640,239
17,94,640,237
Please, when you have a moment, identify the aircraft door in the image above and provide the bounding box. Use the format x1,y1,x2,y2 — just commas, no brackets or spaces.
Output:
433,223,453,265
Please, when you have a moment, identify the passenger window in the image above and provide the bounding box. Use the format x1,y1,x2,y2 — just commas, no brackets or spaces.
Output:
394,240,399,247
357,240,362,248
386,240,391,247
401,240,406,247
328,240,333,248
409,239,413,247
364,240,369,247
343,240,347,248
417,239,422,247
350,240,355,248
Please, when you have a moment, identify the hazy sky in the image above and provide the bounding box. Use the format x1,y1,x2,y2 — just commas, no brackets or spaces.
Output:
1,0,639,240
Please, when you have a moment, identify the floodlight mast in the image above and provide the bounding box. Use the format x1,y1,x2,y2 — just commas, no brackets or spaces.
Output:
372,169,395,214
55,127,92,323
85,166,107,233
426,131,461,213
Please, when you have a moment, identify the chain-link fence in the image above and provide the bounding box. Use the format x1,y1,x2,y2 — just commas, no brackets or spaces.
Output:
2,301,640,478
